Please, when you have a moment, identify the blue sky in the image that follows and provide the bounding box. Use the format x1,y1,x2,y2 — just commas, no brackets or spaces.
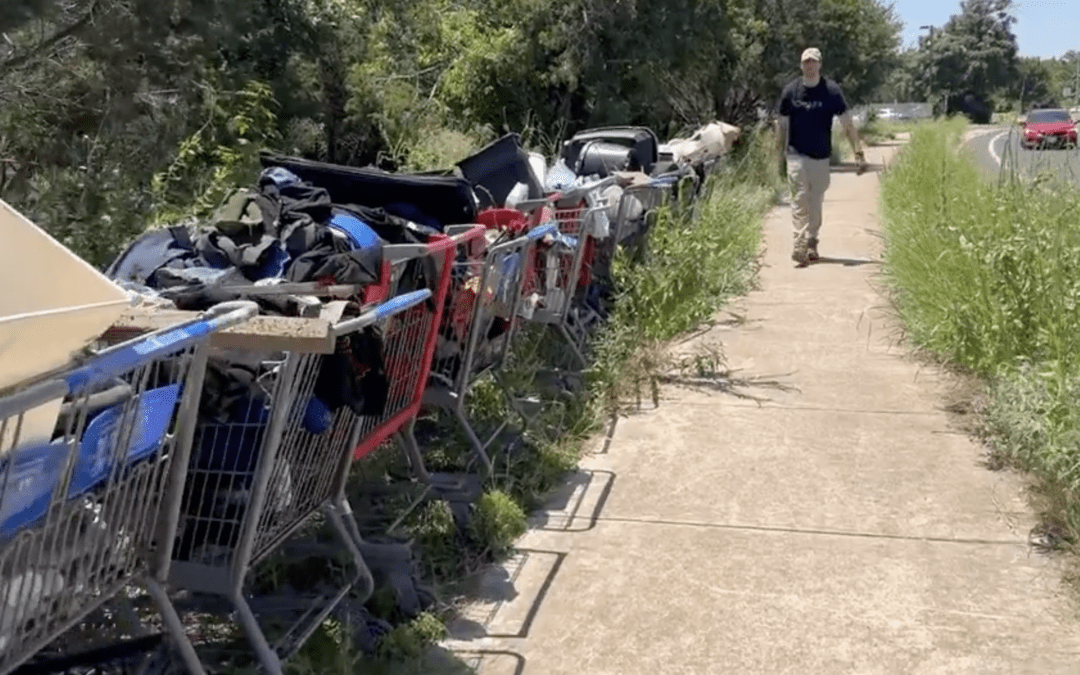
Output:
895,0,1078,59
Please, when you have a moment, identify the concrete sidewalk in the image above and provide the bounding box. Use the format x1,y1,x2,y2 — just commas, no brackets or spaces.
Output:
443,143,1080,674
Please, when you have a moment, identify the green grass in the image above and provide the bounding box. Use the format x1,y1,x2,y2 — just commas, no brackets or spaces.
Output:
832,117,924,166
863,119,924,144
879,117,1080,547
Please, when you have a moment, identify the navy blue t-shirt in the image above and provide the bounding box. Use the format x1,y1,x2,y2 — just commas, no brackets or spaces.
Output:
778,77,848,160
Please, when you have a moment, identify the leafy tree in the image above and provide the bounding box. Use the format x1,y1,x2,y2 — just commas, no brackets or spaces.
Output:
428,0,902,135
1045,52,1080,108
1012,57,1057,111
913,0,1019,117
873,49,920,102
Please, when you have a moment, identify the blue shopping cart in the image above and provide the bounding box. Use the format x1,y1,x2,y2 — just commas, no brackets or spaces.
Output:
0,300,257,675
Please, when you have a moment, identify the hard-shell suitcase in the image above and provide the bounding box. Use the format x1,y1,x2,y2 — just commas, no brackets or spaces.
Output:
455,133,544,210
560,126,660,176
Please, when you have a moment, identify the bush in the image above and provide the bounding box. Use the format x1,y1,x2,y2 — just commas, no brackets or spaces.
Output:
376,613,448,662
408,499,462,580
590,127,773,409
468,490,528,557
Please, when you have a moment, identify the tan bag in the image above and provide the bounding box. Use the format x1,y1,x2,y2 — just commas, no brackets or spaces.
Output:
667,121,741,167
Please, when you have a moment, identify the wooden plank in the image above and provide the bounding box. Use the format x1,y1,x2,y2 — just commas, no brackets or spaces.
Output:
104,306,339,354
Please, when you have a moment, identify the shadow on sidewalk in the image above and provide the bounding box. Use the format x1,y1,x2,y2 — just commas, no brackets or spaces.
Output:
810,256,879,267
441,649,526,675
447,548,567,641
830,163,883,174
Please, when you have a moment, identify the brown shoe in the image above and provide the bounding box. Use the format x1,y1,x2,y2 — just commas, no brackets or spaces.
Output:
792,238,810,267
808,237,819,262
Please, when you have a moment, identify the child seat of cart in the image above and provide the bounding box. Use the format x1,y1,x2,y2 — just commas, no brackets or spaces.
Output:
0,380,180,538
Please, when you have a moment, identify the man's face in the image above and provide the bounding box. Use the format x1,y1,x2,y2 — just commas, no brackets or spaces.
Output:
801,58,820,79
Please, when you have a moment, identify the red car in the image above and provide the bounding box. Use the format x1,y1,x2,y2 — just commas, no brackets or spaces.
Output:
1020,108,1078,150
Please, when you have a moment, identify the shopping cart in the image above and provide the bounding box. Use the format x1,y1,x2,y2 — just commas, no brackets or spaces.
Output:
172,226,487,485
0,301,257,675
424,216,557,475
165,288,435,675
349,227,486,481
517,178,615,369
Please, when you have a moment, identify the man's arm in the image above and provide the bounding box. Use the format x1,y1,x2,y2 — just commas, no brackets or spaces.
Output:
775,115,790,178
775,85,792,159
838,112,863,158
776,115,790,156
831,82,864,165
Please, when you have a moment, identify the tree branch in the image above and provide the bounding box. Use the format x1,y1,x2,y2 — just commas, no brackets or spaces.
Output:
0,0,99,74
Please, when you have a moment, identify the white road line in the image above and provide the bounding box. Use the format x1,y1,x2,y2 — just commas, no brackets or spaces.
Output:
988,130,1009,166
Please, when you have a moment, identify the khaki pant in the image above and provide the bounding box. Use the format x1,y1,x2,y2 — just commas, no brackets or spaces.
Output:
786,153,831,243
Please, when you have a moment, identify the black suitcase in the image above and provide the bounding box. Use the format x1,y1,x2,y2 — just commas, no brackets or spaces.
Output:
560,126,660,176
259,152,478,229
455,133,544,210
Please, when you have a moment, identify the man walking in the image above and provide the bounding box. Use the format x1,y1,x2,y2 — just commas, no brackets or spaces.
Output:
776,47,866,267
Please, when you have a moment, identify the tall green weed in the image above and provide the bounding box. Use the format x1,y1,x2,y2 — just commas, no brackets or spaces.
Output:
880,119,1080,538
880,119,1080,375
590,127,774,409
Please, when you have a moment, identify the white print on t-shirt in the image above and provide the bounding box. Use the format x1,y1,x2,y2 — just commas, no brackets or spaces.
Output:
792,99,824,110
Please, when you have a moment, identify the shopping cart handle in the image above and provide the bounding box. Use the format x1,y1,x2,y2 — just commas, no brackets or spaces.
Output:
514,197,557,213
444,224,477,236
526,222,558,241
385,226,486,261
65,301,260,395
332,289,432,336
425,224,486,255
560,176,619,201
649,175,679,186
199,300,261,329
549,232,578,249
383,243,430,263
589,176,619,190
371,289,431,319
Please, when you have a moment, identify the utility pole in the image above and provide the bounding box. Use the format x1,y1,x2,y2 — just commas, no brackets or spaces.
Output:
919,25,944,116
1075,58,1079,108
1064,57,1079,114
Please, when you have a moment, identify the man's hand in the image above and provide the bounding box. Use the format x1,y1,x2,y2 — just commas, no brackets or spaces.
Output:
854,150,867,175
839,112,865,174
775,115,789,179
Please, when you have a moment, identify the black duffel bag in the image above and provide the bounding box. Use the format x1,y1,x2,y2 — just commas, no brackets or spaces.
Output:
259,152,478,230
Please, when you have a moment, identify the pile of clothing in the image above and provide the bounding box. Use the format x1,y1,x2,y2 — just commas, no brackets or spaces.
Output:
106,167,441,313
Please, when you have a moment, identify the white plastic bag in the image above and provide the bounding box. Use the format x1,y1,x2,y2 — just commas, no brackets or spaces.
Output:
545,158,577,193
505,181,530,209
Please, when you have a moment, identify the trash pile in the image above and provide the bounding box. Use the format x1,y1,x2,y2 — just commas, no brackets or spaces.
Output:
0,119,740,675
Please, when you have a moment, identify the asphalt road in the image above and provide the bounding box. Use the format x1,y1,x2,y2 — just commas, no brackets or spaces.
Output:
965,125,1080,189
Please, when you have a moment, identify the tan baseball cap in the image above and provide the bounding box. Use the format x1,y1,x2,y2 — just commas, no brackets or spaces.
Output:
801,48,822,62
